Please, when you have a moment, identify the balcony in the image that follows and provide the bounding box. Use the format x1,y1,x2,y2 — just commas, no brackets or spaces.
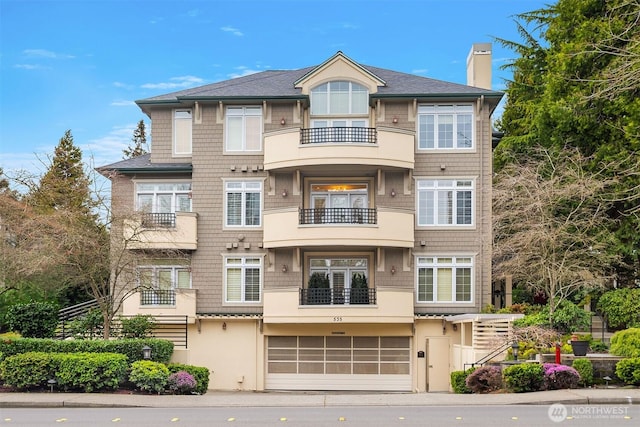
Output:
263,126,414,171
122,288,197,323
263,206,413,249
263,288,414,324
299,287,377,305
124,212,198,250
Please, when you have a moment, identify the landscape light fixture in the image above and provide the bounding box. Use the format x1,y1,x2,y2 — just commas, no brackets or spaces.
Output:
142,345,152,360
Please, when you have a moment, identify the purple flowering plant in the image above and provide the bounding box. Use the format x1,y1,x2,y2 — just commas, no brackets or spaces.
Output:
167,370,197,394
543,363,581,390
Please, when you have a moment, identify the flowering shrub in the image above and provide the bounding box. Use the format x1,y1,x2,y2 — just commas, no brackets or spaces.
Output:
167,370,197,394
543,363,580,390
465,366,502,393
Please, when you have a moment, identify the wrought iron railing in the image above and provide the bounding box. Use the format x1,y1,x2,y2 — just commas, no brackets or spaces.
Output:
299,208,377,225
300,288,377,305
300,127,377,144
140,289,176,305
141,212,176,228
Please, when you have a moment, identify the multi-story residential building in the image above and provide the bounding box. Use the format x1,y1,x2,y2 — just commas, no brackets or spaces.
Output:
100,45,521,392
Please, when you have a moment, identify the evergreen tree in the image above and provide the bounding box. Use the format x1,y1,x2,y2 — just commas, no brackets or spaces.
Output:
122,120,148,159
27,130,95,217
495,0,640,286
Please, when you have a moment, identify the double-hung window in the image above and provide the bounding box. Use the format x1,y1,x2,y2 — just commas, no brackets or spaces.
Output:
416,257,473,303
417,179,473,226
136,182,192,213
226,106,262,152
225,180,262,227
225,257,262,303
417,104,473,149
138,265,191,305
174,109,192,155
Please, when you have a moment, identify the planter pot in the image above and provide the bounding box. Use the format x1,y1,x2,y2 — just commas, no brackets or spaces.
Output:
571,340,589,356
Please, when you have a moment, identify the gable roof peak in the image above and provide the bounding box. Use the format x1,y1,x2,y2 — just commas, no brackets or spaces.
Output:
294,51,386,88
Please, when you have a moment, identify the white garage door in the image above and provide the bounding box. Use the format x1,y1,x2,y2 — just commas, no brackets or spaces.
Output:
266,336,412,391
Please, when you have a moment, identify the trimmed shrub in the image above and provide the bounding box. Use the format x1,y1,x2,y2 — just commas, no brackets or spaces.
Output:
503,363,545,393
597,288,640,329
615,358,640,386
543,363,580,390
610,328,640,358
0,352,53,389
5,301,58,338
572,358,594,387
120,315,155,339
167,363,210,394
54,352,128,392
0,338,173,363
450,368,476,394
589,340,608,353
465,365,502,393
129,360,169,394
167,371,197,394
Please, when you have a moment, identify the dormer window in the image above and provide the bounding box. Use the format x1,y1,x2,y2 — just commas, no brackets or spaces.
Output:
310,81,368,115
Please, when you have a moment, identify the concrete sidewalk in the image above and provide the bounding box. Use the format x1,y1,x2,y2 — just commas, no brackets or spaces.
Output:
1,388,639,408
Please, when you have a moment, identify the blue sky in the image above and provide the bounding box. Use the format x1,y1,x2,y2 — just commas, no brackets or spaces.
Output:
0,0,550,182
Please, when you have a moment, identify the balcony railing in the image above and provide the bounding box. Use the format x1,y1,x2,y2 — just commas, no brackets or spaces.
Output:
300,127,377,144
299,208,377,225
141,212,176,228
300,288,377,305
140,289,176,306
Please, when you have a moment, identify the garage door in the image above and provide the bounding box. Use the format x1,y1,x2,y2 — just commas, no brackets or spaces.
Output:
266,336,412,391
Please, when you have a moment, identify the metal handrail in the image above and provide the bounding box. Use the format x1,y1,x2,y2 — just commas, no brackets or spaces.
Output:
299,207,377,225
300,127,377,144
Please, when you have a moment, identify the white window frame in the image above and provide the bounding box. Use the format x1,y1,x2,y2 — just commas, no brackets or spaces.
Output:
224,256,262,303
416,179,474,227
417,104,474,150
135,181,192,213
416,256,473,303
225,106,263,152
136,265,192,305
224,180,263,228
173,109,192,155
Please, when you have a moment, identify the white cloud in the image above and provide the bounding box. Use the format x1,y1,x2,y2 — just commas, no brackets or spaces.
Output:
221,26,243,36
113,81,134,90
82,124,137,167
141,75,205,90
23,49,74,59
227,66,263,79
110,100,137,107
412,68,429,75
14,64,49,70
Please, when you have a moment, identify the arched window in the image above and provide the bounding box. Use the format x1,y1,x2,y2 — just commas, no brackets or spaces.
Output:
310,81,368,116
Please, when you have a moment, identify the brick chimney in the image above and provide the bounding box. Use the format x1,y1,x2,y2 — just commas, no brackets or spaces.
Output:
466,43,492,90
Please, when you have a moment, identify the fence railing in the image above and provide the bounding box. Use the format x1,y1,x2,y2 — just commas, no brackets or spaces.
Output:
141,212,176,228
140,289,176,306
300,287,377,305
300,127,377,145
299,208,377,225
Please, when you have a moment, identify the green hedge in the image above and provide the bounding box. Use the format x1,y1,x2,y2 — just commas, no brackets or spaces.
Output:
167,363,210,394
503,363,545,393
610,328,640,358
0,351,127,391
616,358,640,386
0,338,173,363
0,352,52,389
129,360,169,394
54,353,128,392
450,368,475,394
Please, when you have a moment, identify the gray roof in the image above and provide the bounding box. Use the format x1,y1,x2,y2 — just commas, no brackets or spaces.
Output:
136,54,501,106
97,153,192,174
